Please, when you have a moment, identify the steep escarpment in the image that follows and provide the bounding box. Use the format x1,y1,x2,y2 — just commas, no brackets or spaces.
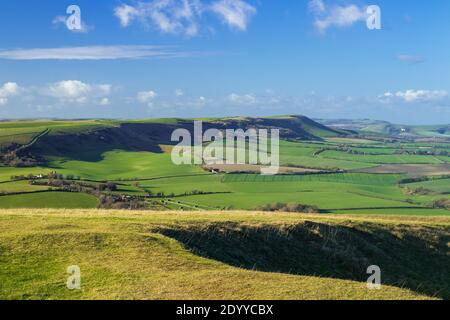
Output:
23,115,340,162
158,220,450,299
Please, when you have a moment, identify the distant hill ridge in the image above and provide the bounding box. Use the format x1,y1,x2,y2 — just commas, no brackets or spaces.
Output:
13,115,341,161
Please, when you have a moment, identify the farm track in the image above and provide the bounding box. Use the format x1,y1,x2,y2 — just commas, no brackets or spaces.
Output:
346,191,423,206
15,128,50,153
356,164,450,176
329,206,426,211
117,173,213,182
319,155,440,165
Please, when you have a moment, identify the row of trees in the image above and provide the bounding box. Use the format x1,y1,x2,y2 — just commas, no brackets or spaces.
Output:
429,199,450,209
256,203,320,213
1,151,39,167
33,178,118,193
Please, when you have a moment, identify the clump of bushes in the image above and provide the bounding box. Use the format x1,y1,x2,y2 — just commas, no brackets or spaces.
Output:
97,195,146,210
429,198,450,209
399,174,450,185
403,187,434,196
256,202,319,213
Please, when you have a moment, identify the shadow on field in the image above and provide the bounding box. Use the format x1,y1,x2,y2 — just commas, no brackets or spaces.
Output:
28,123,174,162
157,221,450,299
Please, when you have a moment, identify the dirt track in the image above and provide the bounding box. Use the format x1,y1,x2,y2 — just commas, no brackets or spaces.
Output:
355,164,450,176
204,164,322,174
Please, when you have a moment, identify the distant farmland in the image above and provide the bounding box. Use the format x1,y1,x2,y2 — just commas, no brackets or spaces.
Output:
0,117,448,215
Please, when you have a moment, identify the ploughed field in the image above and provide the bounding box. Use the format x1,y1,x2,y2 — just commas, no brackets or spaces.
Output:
0,117,448,215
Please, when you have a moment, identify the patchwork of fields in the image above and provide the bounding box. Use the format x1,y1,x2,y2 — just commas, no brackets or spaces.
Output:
0,118,448,216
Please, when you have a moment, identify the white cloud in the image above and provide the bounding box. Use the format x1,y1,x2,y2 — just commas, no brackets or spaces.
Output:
99,98,111,106
175,89,184,97
114,0,256,35
0,45,191,61
138,90,158,106
0,82,22,105
115,0,202,36
397,55,426,64
228,93,257,105
46,80,90,99
43,80,111,104
309,0,325,14
0,82,21,96
114,5,140,27
309,0,367,33
210,0,256,31
396,90,447,103
52,15,92,33
380,90,448,103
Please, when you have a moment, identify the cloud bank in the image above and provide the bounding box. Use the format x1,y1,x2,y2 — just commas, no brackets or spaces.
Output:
114,0,256,36
0,82,22,105
0,45,194,61
308,0,368,33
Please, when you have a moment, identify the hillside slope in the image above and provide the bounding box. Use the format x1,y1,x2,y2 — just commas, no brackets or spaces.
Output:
0,210,448,300
0,115,340,162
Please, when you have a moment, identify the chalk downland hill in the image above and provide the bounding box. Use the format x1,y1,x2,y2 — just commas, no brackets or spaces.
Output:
0,210,448,300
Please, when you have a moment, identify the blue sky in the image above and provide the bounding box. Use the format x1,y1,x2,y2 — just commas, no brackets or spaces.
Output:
0,0,449,124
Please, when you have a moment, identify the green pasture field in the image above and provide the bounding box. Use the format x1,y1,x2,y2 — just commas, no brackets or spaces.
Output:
0,127,45,147
0,120,115,148
211,140,373,170
437,156,450,163
277,141,379,169
138,174,229,195
168,178,417,210
0,121,104,137
141,172,447,214
320,150,444,164
111,184,148,196
48,150,204,181
222,172,401,184
406,178,450,194
0,133,37,147
325,137,381,144
0,167,51,183
282,154,377,170
411,125,450,137
0,180,50,193
0,192,98,209
343,147,400,154
332,208,450,216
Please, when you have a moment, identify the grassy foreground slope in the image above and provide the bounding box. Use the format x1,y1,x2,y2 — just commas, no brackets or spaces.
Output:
0,210,448,300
